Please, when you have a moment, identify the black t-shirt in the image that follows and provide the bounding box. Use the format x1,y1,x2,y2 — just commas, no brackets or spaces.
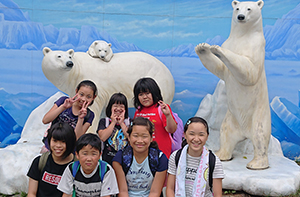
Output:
27,154,72,197
97,118,130,165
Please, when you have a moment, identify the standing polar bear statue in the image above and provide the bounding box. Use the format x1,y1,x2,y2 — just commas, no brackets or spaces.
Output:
195,0,271,169
42,46,175,133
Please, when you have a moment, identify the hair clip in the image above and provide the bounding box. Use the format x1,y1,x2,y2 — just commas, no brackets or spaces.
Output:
186,120,192,125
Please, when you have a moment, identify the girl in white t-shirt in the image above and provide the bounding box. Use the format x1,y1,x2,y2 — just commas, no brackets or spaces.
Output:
166,117,224,197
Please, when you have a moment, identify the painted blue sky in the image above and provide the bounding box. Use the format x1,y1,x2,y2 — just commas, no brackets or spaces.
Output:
11,0,300,50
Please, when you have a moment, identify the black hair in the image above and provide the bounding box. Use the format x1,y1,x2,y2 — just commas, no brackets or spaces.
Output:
133,77,163,110
181,117,209,147
76,80,98,105
106,92,129,118
75,133,102,153
47,122,76,159
127,117,159,149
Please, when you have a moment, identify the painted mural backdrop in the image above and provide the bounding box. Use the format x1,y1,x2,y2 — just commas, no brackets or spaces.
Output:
0,0,300,159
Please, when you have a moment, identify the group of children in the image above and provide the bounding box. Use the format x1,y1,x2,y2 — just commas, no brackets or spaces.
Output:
27,77,224,197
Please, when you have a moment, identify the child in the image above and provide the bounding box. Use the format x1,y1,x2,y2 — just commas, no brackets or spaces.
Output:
58,133,119,197
133,77,177,158
97,92,131,165
42,80,97,140
27,122,76,197
112,117,168,197
166,117,224,197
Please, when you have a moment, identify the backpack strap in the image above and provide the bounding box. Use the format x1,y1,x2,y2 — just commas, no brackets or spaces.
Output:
38,151,50,172
208,150,216,192
71,161,80,197
98,160,108,181
148,147,162,177
122,145,133,176
175,148,183,168
71,160,80,178
105,117,110,128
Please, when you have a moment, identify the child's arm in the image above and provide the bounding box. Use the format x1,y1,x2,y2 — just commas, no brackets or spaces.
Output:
117,110,129,139
98,117,117,142
166,173,176,197
212,178,223,197
74,101,90,139
27,178,38,197
42,103,65,124
158,100,177,134
148,170,167,197
112,161,129,197
62,193,72,197
42,95,79,124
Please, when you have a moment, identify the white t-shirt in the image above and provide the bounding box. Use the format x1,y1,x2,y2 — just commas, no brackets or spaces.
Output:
58,162,119,196
168,150,224,197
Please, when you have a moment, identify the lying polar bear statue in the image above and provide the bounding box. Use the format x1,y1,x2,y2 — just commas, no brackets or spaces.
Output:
87,40,114,62
42,47,175,133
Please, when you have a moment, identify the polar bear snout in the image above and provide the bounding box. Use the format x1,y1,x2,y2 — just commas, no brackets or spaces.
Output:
66,61,73,68
237,14,245,21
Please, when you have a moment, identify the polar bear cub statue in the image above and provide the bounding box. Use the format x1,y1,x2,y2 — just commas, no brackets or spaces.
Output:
87,40,113,62
195,0,271,169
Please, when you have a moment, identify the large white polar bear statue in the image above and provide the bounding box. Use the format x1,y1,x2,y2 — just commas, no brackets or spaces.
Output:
195,0,271,169
42,47,175,133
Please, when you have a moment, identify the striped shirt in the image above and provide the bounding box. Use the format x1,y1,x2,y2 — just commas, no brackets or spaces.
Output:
168,149,224,197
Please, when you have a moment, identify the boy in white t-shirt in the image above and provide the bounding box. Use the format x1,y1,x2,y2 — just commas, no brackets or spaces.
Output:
58,133,119,197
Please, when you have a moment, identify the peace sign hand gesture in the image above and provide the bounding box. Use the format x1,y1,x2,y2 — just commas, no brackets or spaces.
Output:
62,94,80,109
158,100,171,116
78,100,90,119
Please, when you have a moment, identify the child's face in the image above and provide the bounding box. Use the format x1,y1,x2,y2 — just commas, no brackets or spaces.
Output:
138,91,153,107
129,125,153,154
76,86,95,107
75,144,101,174
112,103,125,116
50,138,66,159
184,122,208,157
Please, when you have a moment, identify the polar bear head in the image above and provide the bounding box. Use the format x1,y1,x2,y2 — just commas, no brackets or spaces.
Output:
231,0,263,25
87,40,114,62
42,47,76,93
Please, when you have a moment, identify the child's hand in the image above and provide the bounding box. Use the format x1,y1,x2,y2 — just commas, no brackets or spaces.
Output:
78,101,90,119
116,110,125,124
111,110,119,123
158,100,171,116
63,94,79,109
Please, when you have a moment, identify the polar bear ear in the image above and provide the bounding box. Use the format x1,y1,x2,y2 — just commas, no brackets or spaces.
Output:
257,0,264,9
87,41,99,57
232,0,239,8
43,47,52,56
108,43,112,47
67,49,74,56
93,41,99,46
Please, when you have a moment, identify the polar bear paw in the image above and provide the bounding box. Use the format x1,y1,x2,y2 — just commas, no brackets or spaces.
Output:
246,156,269,170
195,43,211,55
215,149,233,161
210,45,223,58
